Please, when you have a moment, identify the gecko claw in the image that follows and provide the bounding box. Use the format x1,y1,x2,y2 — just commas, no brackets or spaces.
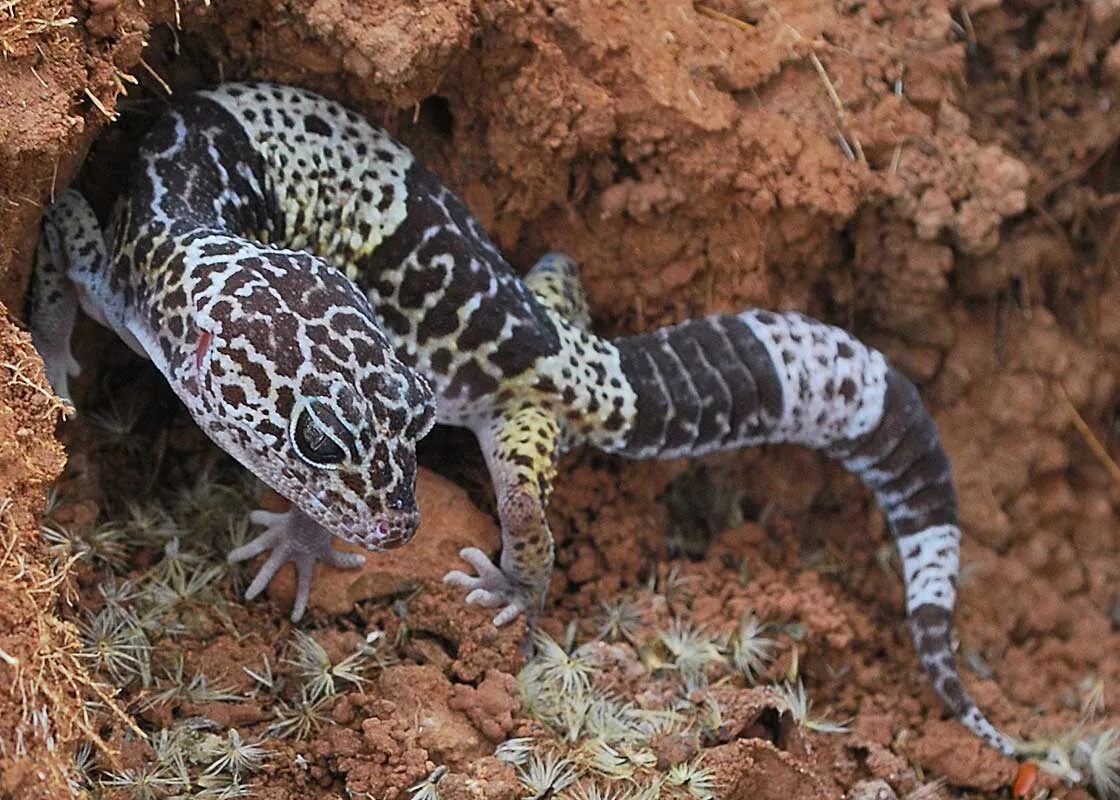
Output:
229,508,365,622
443,546,535,626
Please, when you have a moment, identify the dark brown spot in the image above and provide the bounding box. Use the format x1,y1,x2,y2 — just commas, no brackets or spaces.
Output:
221,384,247,407
457,300,506,352
430,348,452,374
448,360,499,400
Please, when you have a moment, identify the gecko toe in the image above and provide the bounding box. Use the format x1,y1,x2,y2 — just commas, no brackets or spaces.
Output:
231,508,364,620
244,546,287,600
291,554,316,623
465,588,506,608
457,547,506,580
228,527,280,563
442,569,478,590
492,601,526,627
248,509,288,527
324,549,366,569
444,548,536,625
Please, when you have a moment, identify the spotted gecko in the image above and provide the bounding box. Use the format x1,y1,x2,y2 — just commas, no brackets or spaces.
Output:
31,82,1020,757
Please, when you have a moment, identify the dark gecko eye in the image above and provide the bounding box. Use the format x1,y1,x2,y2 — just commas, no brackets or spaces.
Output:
290,399,352,468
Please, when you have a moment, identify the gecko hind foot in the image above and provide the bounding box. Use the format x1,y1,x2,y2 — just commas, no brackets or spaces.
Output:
443,547,537,626
229,509,365,622
39,349,80,405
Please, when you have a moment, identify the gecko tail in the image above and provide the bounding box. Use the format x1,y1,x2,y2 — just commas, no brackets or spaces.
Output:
606,310,1016,756
832,365,1017,756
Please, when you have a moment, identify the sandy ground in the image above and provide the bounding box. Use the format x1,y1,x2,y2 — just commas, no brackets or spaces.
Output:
1,0,1119,798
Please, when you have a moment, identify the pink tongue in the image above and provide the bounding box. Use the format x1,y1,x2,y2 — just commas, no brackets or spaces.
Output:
374,520,390,538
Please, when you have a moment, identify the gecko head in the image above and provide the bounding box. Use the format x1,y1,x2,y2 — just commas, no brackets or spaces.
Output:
284,360,436,550
188,261,437,551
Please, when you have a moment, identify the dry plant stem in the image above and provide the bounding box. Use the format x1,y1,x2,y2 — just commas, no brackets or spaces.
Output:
958,4,976,46
1057,382,1120,486
808,52,866,165
83,88,119,121
694,5,754,32
140,57,174,95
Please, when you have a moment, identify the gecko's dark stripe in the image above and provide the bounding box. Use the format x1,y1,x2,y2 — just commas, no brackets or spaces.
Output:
353,159,563,374
669,333,732,451
614,315,784,457
700,319,765,447
830,368,957,538
617,346,672,452
717,316,785,441
646,330,703,451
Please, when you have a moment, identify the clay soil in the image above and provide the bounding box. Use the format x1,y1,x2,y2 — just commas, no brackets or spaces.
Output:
2,0,1120,798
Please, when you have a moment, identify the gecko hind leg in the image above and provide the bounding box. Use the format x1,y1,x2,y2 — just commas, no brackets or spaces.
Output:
30,189,133,402
444,403,561,625
229,508,365,622
29,210,84,402
524,252,592,329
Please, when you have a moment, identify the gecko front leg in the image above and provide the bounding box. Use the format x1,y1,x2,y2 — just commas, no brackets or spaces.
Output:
444,403,561,625
229,508,366,622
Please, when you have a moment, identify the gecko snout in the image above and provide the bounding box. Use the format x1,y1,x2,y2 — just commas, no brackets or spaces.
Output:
377,510,420,548
347,510,420,551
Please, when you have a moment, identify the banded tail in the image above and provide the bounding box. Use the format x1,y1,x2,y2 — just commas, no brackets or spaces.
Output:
607,310,1015,756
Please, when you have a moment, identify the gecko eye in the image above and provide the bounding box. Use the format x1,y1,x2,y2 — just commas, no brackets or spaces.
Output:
290,399,352,468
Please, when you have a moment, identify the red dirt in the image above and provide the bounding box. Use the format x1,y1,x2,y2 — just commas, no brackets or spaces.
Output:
1,0,1119,798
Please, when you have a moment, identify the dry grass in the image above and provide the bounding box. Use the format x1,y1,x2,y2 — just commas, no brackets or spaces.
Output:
0,0,76,59
1057,381,1120,487
694,5,753,32
691,2,868,165
0,313,128,797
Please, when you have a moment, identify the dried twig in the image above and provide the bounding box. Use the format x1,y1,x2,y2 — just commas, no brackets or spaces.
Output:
808,52,866,165
139,57,172,95
958,3,976,47
83,87,119,121
695,4,753,32
1057,381,1120,486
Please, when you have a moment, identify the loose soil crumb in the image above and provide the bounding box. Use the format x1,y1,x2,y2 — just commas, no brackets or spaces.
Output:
1,0,1119,798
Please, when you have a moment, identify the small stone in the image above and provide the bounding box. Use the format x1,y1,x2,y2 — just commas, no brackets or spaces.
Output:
265,468,499,614
848,779,898,800
378,665,489,765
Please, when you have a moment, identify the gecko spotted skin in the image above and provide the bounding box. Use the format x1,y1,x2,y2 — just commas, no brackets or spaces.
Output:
32,108,436,622
33,82,1017,757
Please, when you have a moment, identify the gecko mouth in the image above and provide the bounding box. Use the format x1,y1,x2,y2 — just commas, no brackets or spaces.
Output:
300,491,419,551
342,510,420,550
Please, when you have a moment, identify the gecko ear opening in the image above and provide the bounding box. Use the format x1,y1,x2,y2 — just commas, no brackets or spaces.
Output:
290,399,351,468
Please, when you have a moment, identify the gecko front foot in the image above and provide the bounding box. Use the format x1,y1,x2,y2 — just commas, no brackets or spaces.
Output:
443,547,539,626
228,508,365,622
